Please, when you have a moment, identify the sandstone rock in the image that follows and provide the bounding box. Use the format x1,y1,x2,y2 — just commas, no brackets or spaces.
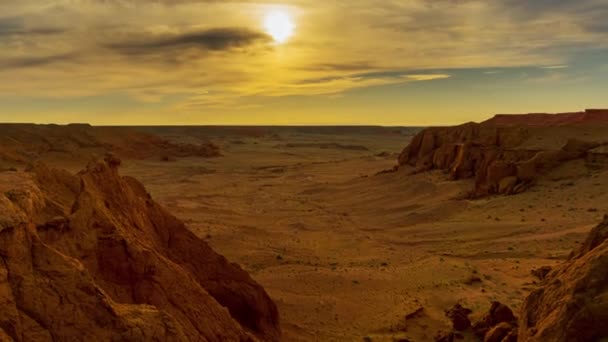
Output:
518,215,608,342
482,109,608,126
445,304,472,331
473,302,516,338
104,153,122,168
398,112,608,197
572,214,608,259
561,139,600,155
498,176,518,195
483,322,515,342
487,162,517,193
530,266,552,281
0,160,280,341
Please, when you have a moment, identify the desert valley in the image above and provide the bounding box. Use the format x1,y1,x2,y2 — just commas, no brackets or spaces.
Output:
3,0,608,340
1,109,608,341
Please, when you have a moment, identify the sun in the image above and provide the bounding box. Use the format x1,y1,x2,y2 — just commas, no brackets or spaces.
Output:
264,10,294,44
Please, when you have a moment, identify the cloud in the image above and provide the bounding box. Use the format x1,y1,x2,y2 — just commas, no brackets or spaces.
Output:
1,0,607,115
306,62,376,72
0,53,77,70
0,16,66,37
540,65,568,69
108,27,272,55
406,74,450,81
0,17,21,32
281,70,450,98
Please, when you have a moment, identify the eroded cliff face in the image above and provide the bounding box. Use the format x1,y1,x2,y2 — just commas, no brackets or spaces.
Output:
398,112,608,197
518,215,608,342
0,157,280,341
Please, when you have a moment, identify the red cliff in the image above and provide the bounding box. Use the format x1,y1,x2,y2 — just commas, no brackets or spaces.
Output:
0,157,280,341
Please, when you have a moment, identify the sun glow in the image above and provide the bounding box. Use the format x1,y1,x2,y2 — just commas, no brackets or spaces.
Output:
263,10,294,43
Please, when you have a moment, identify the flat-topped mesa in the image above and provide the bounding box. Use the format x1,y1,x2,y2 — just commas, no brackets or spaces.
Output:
483,109,608,127
0,123,220,165
0,158,280,341
398,110,608,197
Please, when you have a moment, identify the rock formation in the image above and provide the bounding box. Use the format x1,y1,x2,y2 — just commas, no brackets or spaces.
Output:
398,110,608,196
518,215,608,342
473,302,518,341
445,304,472,331
436,301,518,342
0,157,279,341
428,215,608,342
432,213,608,342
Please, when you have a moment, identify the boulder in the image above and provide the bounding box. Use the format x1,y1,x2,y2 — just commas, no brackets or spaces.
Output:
473,302,516,338
445,304,472,331
530,266,552,281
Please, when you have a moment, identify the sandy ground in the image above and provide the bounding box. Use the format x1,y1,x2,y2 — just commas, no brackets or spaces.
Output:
76,130,608,341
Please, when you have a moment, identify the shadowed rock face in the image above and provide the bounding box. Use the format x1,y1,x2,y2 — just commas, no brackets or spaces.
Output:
398,111,608,197
0,158,280,341
518,215,608,342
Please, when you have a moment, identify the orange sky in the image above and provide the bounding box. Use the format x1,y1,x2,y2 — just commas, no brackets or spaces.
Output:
1,0,607,125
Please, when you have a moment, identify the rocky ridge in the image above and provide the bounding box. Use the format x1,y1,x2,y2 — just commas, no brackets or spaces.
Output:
0,157,279,341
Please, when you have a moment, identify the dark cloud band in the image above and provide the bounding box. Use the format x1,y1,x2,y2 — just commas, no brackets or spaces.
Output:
0,54,77,70
108,27,271,55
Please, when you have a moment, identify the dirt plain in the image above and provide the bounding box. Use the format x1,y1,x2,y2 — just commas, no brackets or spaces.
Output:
110,126,607,341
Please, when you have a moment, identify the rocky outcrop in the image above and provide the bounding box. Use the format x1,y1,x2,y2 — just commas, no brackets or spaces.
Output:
398,111,608,197
473,302,518,341
430,214,608,342
435,301,518,342
0,157,279,341
518,215,608,342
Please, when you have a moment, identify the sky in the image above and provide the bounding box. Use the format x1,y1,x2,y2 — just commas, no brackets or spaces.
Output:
1,0,608,125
